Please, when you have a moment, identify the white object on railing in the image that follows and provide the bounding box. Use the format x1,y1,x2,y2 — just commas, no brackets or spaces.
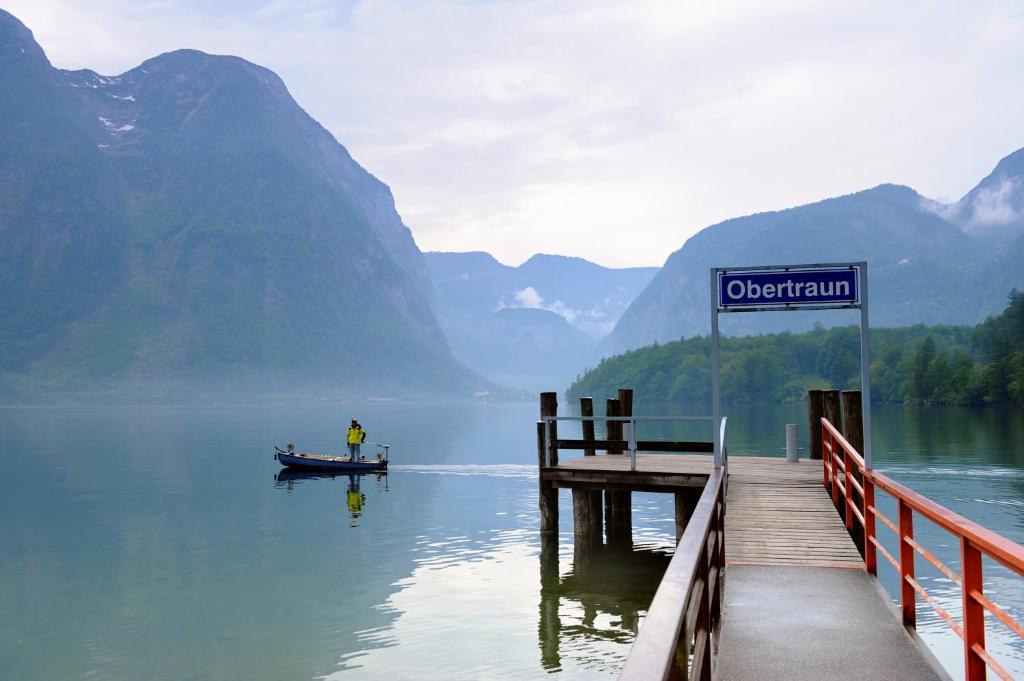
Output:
786,424,799,462
626,418,638,471
719,416,729,492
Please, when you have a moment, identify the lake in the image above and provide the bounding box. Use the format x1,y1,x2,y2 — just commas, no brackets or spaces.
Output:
1,401,1022,679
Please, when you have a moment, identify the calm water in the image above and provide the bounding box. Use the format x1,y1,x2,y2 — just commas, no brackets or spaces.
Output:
1,401,1022,680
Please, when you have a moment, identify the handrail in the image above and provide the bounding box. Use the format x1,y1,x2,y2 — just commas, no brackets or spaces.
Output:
541,414,720,472
821,417,1024,681
619,469,725,680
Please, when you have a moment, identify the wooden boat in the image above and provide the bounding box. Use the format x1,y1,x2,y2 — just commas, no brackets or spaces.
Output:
275,447,388,472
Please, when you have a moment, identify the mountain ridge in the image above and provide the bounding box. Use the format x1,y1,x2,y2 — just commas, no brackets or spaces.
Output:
604,148,1024,355
0,9,483,401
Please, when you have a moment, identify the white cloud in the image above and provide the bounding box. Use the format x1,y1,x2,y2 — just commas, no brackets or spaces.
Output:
964,178,1023,231
919,196,963,222
7,0,1024,266
500,286,581,324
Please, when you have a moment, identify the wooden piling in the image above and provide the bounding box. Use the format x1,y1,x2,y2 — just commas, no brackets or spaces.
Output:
540,392,559,466
823,389,842,434
841,390,864,455
581,397,596,456
572,488,595,550
606,389,634,547
675,492,692,544
618,388,634,424
606,398,622,454
580,397,603,540
807,390,824,459
538,392,559,535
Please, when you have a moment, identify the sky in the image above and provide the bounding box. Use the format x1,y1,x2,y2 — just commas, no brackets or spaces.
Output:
7,0,1024,267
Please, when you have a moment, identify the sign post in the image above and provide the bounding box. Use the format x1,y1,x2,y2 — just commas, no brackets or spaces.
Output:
710,262,872,469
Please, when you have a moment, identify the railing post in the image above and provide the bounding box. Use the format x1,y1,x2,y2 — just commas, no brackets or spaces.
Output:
821,421,830,489
961,538,986,681
829,430,840,509
864,475,877,575
697,537,712,681
898,499,916,628
844,447,853,530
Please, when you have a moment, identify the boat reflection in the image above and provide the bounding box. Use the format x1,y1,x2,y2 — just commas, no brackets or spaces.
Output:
274,469,389,526
538,536,672,671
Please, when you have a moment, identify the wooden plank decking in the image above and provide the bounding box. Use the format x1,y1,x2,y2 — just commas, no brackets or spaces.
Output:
545,453,862,566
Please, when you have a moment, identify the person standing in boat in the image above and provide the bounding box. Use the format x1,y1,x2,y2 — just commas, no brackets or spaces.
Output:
347,419,366,461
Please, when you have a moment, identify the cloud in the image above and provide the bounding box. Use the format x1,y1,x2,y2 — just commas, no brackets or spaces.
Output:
7,0,1024,266
918,197,963,223
500,286,581,324
964,178,1023,231
920,177,1024,233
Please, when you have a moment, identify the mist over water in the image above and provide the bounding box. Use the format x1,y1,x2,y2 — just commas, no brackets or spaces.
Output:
0,401,1021,679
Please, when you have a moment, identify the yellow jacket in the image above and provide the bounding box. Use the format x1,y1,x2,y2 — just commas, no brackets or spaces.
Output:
347,426,365,445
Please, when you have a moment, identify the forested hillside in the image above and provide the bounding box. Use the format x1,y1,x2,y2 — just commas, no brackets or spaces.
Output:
570,291,1024,406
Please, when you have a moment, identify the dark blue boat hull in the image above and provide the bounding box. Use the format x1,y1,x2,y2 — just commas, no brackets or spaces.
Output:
276,450,387,472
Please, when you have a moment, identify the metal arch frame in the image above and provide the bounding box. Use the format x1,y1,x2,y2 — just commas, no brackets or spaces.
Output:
709,261,873,470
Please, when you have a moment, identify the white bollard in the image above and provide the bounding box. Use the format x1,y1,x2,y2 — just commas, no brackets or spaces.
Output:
786,423,799,462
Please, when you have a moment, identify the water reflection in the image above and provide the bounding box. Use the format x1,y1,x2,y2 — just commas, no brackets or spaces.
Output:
274,470,389,526
539,535,671,673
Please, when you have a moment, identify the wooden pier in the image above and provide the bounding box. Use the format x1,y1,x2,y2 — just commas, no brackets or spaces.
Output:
536,390,1024,680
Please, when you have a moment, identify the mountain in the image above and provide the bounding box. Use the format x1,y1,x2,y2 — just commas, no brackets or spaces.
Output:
424,252,657,390
604,148,1024,354
0,10,483,400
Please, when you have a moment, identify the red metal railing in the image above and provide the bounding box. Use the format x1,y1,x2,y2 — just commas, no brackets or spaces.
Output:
822,418,1024,681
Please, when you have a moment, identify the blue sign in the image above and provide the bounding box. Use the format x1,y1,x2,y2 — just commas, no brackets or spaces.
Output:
718,267,859,309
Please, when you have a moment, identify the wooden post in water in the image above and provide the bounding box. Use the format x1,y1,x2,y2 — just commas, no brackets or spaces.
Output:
822,389,843,513
841,390,864,455
823,389,842,435
842,390,866,555
580,397,603,540
581,397,596,456
605,398,621,454
605,389,634,547
807,390,824,459
572,489,595,550
539,393,559,535
674,492,692,544
604,397,622,545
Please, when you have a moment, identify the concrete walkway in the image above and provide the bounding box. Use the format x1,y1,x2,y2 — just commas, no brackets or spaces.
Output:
717,564,949,681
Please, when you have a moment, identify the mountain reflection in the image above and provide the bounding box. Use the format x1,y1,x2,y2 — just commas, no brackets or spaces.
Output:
539,536,672,672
